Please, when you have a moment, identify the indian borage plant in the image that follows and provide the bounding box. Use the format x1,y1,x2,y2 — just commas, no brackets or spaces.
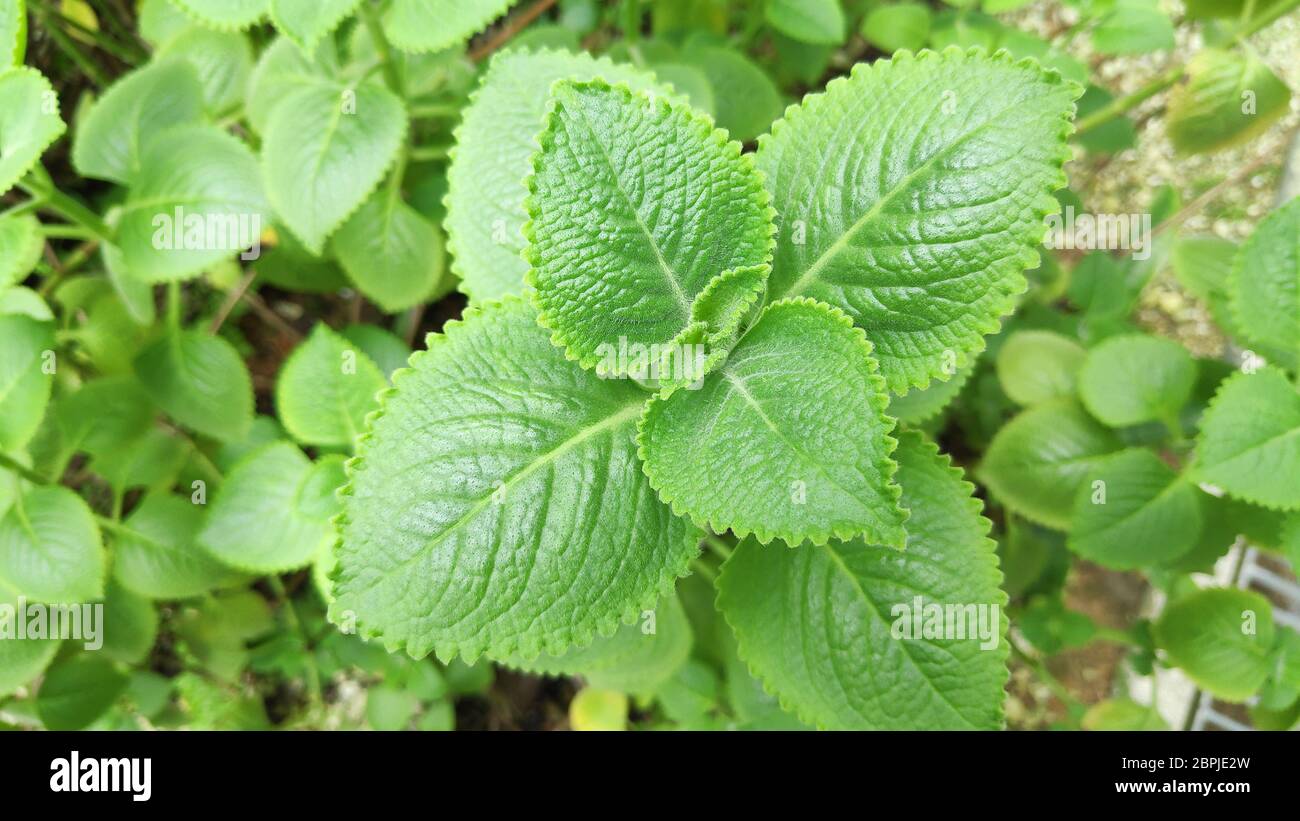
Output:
331,48,1081,729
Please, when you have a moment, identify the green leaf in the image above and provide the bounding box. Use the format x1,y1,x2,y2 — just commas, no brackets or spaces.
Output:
262,81,408,254
1074,85,1137,154
1172,235,1240,337
569,687,628,730
446,49,667,302
246,36,339,135
0,67,67,198
1077,333,1196,428
525,80,774,371
1167,49,1291,156
1230,196,1300,370
1196,367,1300,511
111,493,242,599
366,685,418,730
36,655,129,730
341,324,410,379
756,49,1079,394
1,0,25,68
680,44,782,142
1081,698,1167,730
275,324,386,447
1155,588,1274,702
332,187,446,312
332,296,698,661
717,432,1008,730
504,594,691,694
0,580,59,698
765,0,845,45
1068,449,1202,569
140,0,192,46
71,59,205,184
887,361,974,424
269,0,362,55
100,580,159,665
640,298,906,548
860,2,931,53
0,486,104,602
168,0,268,29
0,213,42,288
199,442,343,573
133,328,254,443
1091,0,1174,55
0,314,54,451
978,399,1122,530
382,0,517,54
154,27,253,115
995,329,1085,406
117,124,269,282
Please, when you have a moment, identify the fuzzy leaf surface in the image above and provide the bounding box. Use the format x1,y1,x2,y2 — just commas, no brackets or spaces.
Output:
332,297,698,661
639,298,906,548
717,432,1008,729
1196,368,1300,511
755,48,1078,393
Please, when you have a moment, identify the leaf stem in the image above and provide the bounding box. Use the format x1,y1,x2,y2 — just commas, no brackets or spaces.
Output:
408,101,461,119
0,453,50,486
167,281,183,333
469,0,559,62
410,144,452,162
359,1,403,95
18,172,114,242
39,223,95,240
690,558,717,582
703,533,734,562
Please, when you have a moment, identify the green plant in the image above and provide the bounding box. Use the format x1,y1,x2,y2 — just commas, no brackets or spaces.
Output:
2,0,1299,733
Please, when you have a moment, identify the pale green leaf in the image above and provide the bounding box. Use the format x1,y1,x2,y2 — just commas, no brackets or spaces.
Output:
756,49,1079,394
680,44,782,142
446,48,667,301
71,59,205,184
1,0,25,66
246,36,339,135
1091,0,1174,55
36,655,128,730
860,2,930,53
262,81,408,253
1155,588,1274,702
332,187,446,312
1171,235,1240,339
717,432,1009,730
1230,196,1300,370
1077,333,1197,428
525,80,774,371
1167,49,1291,156
1081,698,1167,730
382,0,517,54
996,329,1085,406
0,579,59,698
765,0,845,46
0,314,54,451
100,580,159,664
332,296,698,661
503,594,691,695
111,493,243,599
133,328,254,443
888,361,974,424
275,324,386,447
154,27,253,115
1196,367,1300,511
117,124,269,282
269,0,362,55
639,298,907,548
978,399,1122,530
0,67,67,198
0,213,42,288
168,0,268,30
0,486,104,602
1069,449,1202,569
341,324,410,379
198,442,342,573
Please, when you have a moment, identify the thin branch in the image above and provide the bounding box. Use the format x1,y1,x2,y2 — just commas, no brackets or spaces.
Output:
469,0,558,62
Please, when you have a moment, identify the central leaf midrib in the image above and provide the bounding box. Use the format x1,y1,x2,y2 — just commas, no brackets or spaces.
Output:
367,399,645,587
567,102,692,320
773,100,1026,304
